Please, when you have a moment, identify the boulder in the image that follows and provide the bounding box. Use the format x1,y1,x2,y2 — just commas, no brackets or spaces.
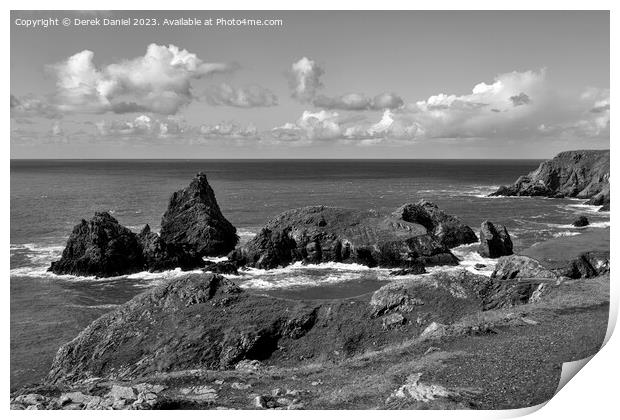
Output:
137,224,204,271
478,221,513,258
203,260,239,275
229,205,459,270
482,255,558,310
160,173,238,257
389,262,426,276
555,251,610,279
572,216,589,227
490,150,610,207
49,212,144,277
393,200,478,248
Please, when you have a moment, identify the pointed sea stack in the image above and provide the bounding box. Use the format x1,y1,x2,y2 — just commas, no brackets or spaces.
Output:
478,221,513,258
160,173,238,257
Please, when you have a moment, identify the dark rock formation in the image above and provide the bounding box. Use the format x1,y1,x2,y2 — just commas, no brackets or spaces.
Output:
482,255,558,310
49,212,144,277
572,216,590,227
47,270,498,385
203,260,239,275
393,200,478,248
490,150,610,210
478,221,513,258
137,225,205,271
229,205,460,270
555,251,610,279
389,261,426,276
160,173,238,257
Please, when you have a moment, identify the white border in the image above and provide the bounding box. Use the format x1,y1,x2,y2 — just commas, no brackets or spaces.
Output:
3,2,617,419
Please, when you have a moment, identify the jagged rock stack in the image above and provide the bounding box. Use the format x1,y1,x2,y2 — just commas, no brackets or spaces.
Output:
478,221,513,258
49,173,237,277
160,172,238,257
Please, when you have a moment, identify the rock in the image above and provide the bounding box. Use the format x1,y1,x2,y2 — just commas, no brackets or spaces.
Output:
229,205,459,270
178,385,218,402
137,224,204,271
235,360,262,372
478,221,513,258
420,322,448,340
254,395,292,409
108,385,136,401
49,212,144,277
474,263,487,270
389,262,426,276
45,273,328,384
160,173,238,257
382,313,406,330
572,216,590,227
556,251,610,279
490,150,610,208
203,260,239,275
231,382,252,390
483,255,558,310
393,200,478,248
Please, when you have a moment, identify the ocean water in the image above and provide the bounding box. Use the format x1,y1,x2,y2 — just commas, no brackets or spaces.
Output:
10,159,610,389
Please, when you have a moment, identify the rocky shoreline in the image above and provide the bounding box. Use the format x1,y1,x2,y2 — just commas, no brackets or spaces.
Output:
12,151,612,410
11,233,610,409
490,149,610,211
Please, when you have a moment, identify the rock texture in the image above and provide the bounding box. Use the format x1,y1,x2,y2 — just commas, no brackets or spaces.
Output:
392,200,478,248
137,224,204,271
49,212,144,277
555,251,610,279
478,221,513,258
160,173,238,257
490,150,610,211
46,270,501,385
572,216,589,227
482,255,558,310
229,205,461,269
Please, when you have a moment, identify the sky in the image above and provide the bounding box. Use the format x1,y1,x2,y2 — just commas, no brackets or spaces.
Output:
10,10,610,159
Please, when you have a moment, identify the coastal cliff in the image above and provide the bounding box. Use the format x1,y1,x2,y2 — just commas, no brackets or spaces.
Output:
490,150,610,210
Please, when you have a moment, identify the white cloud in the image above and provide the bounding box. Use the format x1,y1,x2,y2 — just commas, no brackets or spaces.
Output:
205,83,278,108
10,94,61,119
313,92,403,111
271,69,609,143
94,114,185,138
288,57,324,103
50,44,238,115
199,121,259,139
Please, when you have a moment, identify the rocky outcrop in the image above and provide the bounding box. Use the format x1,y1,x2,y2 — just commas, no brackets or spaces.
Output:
478,221,513,258
482,255,558,310
229,205,460,270
137,225,204,271
555,251,610,279
160,173,238,257
49,212,144,277
46,270,502,385
490,150,610,211
392,200,478,248
572,216,589,227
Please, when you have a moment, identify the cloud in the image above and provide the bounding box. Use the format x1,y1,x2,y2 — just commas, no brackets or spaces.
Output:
199,121,259,139
288,57,404,111
510,92,531,106
272,69,609,143
205,83,278,108
50,44,238,115
94,114,185,138
313,92,404,111
288,57,324,103
10,94,61,119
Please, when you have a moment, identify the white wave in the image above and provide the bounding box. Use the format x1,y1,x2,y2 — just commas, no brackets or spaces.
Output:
204,256,229,263
560,202,605,214
450,244,497,276
236,260,378,278
552,231,582,238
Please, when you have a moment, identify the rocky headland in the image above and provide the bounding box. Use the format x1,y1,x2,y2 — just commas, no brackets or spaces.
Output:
13,227,610,409
490,149,610,211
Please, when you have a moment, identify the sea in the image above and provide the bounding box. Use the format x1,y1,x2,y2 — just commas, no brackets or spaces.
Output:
10,159,610,389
